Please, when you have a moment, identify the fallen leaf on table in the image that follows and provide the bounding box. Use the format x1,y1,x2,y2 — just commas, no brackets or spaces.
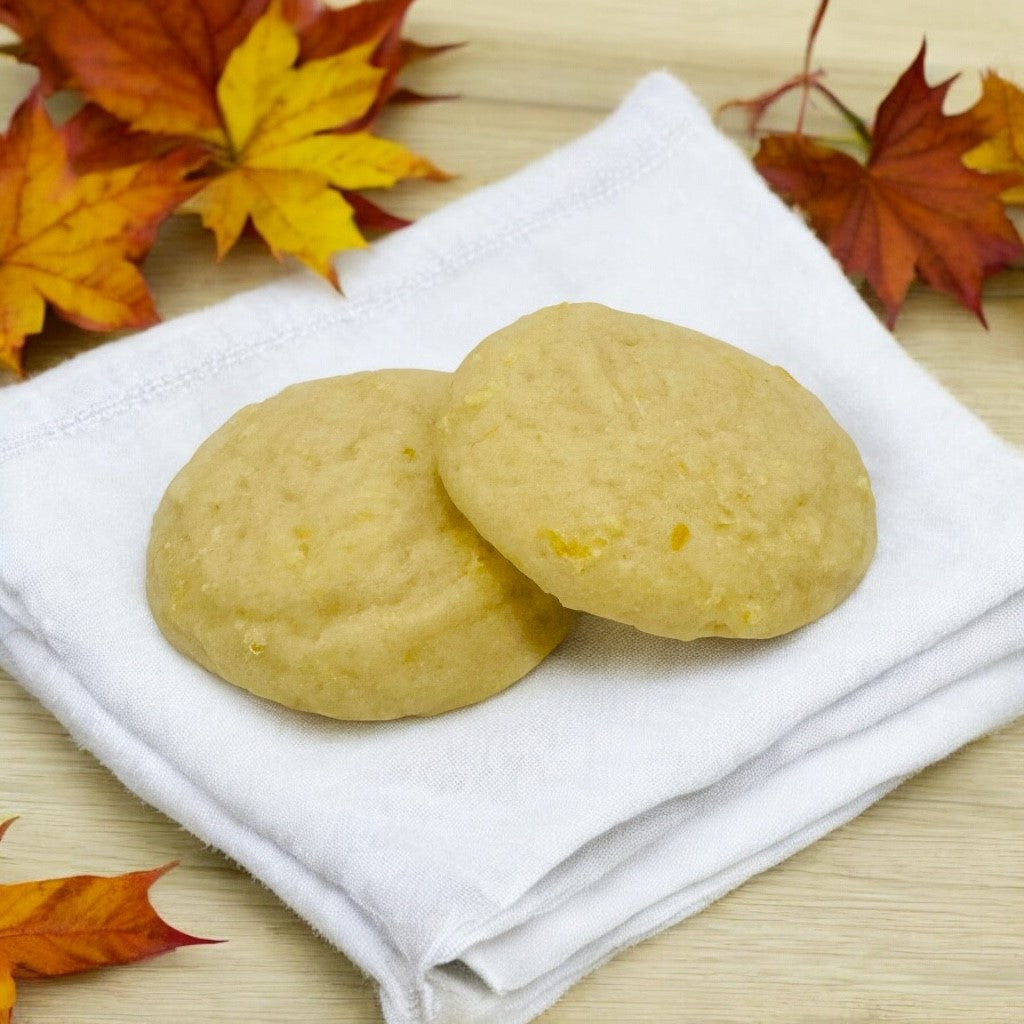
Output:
1,967,12,1024
0,0,268,122
288,0,461,127
962,71,1024,204
0,0,452,245
0,0,445,118
184,2,445,283
0,0,452,370
0,91,201,375
61,103,188,175
0,818,218,1023
721,0,1024,327
754,45,1024,326
0,0,71,94
341,187,414,234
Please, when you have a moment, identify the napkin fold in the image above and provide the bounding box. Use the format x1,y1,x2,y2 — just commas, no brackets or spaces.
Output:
1,72,1023,1024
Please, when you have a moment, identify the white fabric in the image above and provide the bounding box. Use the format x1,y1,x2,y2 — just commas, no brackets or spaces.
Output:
1,72,1023,1024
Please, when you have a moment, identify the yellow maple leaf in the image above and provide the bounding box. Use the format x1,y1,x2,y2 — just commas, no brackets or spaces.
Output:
963,72,1024,204
186,1,444,285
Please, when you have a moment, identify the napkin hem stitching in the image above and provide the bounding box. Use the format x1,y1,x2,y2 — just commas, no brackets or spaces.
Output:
0,92,701,466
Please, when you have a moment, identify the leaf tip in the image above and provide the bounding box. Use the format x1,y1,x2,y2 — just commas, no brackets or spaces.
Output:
423,163,454,184
140,861,226,950
0,346,27,378
160,925,228,951
960,288,991,330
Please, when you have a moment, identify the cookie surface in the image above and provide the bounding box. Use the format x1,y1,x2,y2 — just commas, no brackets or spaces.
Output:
436,303,876,640
147,369,573,720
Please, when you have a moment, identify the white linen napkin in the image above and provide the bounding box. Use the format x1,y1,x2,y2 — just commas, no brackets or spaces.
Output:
1,71,1023,1024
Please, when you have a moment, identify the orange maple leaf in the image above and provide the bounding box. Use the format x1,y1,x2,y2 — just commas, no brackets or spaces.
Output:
0,91,202,375
962,71,1024,204
0,818,217,1023
754,45,1024,326
0,966,12,1024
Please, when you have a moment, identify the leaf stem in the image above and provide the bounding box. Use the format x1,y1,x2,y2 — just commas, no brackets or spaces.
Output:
796,0,831,135
812,81,872,149
716,70,826,134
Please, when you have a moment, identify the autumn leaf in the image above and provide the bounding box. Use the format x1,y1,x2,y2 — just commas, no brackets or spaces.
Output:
0,818,217,1022
0,969,13,1024
963,72,1024,204
341,188,412,233
0,0,447,125
183,2,444,283
3,0,447,282
0,91,202,375
62,104,414,234
753,44,1024,326
0,0,67,91
62,103,193,175
0,0,451,371
288,0,460,128
0,0,270,127
0,866,211,980
58,0,451,173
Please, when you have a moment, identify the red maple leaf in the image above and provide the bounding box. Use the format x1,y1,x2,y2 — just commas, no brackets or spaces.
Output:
754,43,1024,325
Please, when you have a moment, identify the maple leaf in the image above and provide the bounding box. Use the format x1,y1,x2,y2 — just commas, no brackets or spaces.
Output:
962,72,1024,204
754,44,1024,326
0,91,202,375
58,0,449,172
0,818,217,1023
0,0,448,124
0,0,66,91
184,2,444,283
0,0,269,130
62,103,194,175
0,967,12,1024
1,0,449,281
288,0,460,128
60,106,415,235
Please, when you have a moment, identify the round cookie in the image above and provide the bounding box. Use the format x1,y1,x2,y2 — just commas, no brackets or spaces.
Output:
435,303,876,641
147,369,574,720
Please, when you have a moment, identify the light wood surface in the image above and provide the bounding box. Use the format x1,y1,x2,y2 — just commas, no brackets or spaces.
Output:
2,2,1023,1021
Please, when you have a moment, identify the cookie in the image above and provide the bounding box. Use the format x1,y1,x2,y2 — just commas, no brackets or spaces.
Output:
435,303,876,640
147,369,574,720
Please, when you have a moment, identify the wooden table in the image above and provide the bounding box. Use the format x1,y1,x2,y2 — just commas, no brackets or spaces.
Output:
2,1,1022,1020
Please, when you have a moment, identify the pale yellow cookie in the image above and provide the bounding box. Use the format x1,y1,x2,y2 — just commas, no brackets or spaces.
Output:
436,303,876,640
147,370,574,720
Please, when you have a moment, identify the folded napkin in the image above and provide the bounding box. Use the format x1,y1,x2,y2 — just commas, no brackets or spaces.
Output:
2,71,1023,1024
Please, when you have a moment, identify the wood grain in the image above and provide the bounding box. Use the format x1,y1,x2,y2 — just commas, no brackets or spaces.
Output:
1,2,1022,1021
